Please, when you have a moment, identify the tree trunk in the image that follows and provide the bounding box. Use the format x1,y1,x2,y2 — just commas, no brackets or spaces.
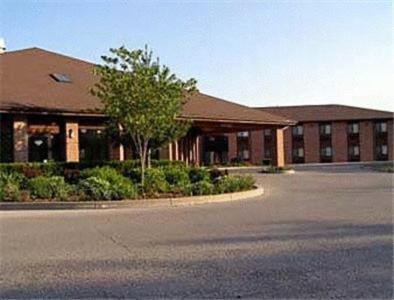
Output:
147,149,152,169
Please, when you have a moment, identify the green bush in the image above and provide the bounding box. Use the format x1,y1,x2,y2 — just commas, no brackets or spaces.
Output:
191,180,215,196
188,167,210,183
79,166,137,200
162,165,190,192
28,176,70,200
78,177,113,200
215,175,255,194
0,172,24,201
143,168,168,196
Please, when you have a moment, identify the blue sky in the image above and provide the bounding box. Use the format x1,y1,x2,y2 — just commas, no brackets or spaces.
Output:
1,0,393,111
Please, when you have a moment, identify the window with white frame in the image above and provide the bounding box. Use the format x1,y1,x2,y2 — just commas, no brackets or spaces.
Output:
377,144,388,156
320,124,331,135
263,129,271,137
320,146,332,157
348,145,360,156
293,148,304,158
376,122,387,133
292,125,303,136
237,131,249,137
348,122,359,134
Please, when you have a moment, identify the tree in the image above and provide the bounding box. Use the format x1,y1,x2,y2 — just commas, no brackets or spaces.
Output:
92,46,197,186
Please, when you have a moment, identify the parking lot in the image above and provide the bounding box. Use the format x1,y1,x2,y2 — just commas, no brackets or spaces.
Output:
0,167,392,298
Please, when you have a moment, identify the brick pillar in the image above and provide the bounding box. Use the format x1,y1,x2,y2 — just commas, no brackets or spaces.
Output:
13,116,28,162
250,130,263,164
283,126,292,164
272,128,285,167
109,143,124,161
388,120,393,161
65,121,79,162
360,121,374,161
332,122,348,162
227,133,237,161
304,122,320,163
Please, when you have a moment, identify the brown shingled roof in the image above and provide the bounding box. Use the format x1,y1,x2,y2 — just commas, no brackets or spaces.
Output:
0,47,293,125
256,104,393,122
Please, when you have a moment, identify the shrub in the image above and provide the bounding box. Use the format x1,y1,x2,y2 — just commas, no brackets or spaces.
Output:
215,175,255,194
188,167,210,183
191,180,215,196
261,166,293,174
79,166,137,200
0,172,24,202
143,168,168,196
162,166,190,194
28,176,70,200
78,177,113,200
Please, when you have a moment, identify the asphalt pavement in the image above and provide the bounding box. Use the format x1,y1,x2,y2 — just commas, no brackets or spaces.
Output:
0,167,392,298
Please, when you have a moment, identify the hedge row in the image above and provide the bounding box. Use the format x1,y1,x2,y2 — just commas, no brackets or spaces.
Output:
0,164,255,202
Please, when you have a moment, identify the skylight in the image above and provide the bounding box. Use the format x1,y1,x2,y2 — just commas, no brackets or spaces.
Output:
50,73,71,83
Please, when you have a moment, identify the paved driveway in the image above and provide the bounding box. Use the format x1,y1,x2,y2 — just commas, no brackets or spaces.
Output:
0,168,393,298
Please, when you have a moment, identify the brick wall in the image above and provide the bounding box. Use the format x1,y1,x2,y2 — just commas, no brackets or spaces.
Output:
388,119,393,161
332,122,348,162
65,121,79,162
226,133,237,161
250,130,263,164
303,122,320,163
283,127,292,164
359,121,374,161
109,143,124,161
13,116,28,162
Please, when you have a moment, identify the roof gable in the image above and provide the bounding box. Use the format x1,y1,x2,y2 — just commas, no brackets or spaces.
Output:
0,47,293,125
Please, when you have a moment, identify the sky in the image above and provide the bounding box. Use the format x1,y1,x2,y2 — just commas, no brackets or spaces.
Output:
1,0,393,111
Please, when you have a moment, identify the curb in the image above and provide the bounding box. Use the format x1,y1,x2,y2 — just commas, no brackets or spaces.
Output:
0,186,264,211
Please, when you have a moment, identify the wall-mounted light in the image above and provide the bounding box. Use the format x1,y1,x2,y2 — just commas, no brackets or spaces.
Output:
68,129,74,139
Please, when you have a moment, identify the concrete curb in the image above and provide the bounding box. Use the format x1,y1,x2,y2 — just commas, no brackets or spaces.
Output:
0,186,264,211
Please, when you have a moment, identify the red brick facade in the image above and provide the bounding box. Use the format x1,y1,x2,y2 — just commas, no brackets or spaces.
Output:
250,130,263,164
359,121,374,161
331,122,348,162
303,123,320,163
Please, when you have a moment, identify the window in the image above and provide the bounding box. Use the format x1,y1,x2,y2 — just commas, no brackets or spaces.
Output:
292,125,303,136
237,131,249,137
348,145,360,156
348,122,359,134
79,128,108,162
263,129,271,137
50,73,71,83
320,124,331,135
264,148,271,158
241,150,250,160
376,122,387,133
320,147,332,157
377,145,388,155
293,148,304,158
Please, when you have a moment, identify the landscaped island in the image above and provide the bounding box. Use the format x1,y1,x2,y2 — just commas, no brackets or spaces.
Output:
0,161,255,202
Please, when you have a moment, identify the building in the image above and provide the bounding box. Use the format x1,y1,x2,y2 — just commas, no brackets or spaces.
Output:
0,47,294,166
225,105,393,165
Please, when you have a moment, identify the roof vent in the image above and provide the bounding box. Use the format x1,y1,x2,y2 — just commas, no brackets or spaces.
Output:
50,73,71,83
0,38,6,54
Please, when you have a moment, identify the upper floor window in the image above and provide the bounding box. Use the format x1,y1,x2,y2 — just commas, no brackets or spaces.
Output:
375,122,387,133
263,129,271,137
320,124,331,136
237,131,249,138
348,122,359,134
292,125,303,136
